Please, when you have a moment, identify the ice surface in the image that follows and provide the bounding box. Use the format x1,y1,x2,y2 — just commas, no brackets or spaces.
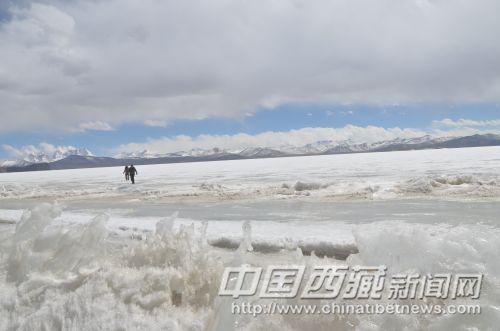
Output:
1,202,498,330
0,146,499,201
0,147,499,330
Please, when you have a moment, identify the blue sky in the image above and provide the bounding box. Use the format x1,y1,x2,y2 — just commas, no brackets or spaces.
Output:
1,103,499,158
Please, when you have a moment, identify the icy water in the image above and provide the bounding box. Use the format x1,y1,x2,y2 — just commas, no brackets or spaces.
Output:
0,147,499,330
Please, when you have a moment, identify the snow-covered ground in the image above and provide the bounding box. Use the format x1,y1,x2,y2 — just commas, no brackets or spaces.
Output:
0,147,499,330
1,146,500,201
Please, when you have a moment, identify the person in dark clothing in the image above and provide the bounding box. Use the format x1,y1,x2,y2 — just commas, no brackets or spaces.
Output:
123,166,130,181
129,164,138,184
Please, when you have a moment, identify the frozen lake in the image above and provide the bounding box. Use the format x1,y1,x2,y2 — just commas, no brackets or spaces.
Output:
1,146,499,202
0,147,499,330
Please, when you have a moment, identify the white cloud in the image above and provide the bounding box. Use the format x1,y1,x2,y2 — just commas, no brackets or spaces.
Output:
73,121,114,132
113,119,500,155
112,124,450,155
432,118,500,127
143,119,168,128
1,0,500,133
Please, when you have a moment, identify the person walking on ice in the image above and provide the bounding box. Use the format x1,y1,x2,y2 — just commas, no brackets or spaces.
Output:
123,165,130,181
129,164,138,184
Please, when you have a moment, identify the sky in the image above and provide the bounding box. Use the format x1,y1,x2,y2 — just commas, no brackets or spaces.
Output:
1,0,500,159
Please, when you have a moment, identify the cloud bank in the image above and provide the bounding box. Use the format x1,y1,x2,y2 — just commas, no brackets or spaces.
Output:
1,0,500,133
3,120,499,159
112,123,498,155
433,118,500,128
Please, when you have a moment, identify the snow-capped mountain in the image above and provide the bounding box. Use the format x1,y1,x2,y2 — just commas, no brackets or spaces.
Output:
3,134,499,172
177,147,228,157
2,147,93,167
369,135,448,148
118,147,229,159
279,140,336,154
114,135,490,160
322,135,457,154
117,150,169,159
238,147,288,158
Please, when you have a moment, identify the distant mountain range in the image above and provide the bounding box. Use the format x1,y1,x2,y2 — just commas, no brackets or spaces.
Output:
1,147,93,168
1,134,499,173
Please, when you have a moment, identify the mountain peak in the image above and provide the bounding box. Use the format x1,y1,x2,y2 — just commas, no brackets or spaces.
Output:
2,146,93,167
